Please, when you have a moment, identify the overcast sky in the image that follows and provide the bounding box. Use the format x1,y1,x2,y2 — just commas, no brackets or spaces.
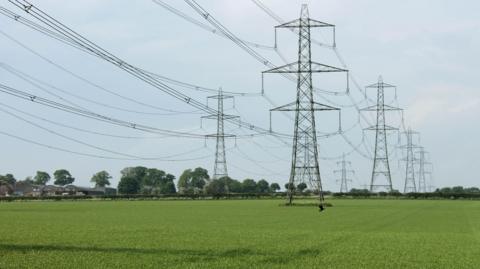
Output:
0,0,478,191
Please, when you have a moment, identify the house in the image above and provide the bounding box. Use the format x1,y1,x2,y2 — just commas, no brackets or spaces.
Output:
62,185,117,196
0,185,13,197
42,185,65,196
13,181,41,196
9,183,117,197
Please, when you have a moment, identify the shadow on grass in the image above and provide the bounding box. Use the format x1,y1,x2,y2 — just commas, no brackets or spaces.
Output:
0,244,326,264
280,202,333,207
0,243,323,264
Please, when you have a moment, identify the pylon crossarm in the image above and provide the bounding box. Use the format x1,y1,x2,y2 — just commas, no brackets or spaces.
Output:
383,105,402,111
398,145,421,149
263,62,347,74
201,114,239,121
205,134,236,139
366,82,396,88
207,94,234,100
276,18,334,29
364,125,398,131
271,101,339,112
361,105,401,111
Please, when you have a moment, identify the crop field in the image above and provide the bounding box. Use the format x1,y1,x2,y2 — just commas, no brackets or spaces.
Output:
0,199,479,269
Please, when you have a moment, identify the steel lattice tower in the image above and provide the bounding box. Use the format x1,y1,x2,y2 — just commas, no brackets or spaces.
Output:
400,128,420,193
362,76,401,192
416,147,431,193
334,153,354,193
263,5,347,205
202,88,238,180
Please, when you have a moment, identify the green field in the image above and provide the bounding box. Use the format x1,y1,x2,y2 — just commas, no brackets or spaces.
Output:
0,199,479,269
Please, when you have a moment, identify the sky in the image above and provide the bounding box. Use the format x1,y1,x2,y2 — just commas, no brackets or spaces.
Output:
0,0,478,191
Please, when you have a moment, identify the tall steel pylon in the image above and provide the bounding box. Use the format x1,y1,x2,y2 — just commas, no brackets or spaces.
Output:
263,5,347,206
334,153,354,193
400,128,420,193
362,76,401,192
416,147,431,193
201,88,238,180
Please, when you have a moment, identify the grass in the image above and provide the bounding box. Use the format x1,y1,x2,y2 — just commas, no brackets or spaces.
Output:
0,199,479,269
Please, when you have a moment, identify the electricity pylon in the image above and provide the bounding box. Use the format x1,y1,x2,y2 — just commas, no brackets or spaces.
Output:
334,153,354,193
362,76,401,192
400,128,420,193
416,147,432,193
263,5,347,206
201,88,238,180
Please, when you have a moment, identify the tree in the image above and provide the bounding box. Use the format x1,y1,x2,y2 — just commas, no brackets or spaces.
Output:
0,174,16,185
162,181,177,194
118,176,140,194
285,183,296,192
118,167,176,195
34,171,50,185
452,186,465,193
205,179,227,195
53,170,74,186
297,183,308,193
142,168,166,188
439,187,452,193
23,177,34,184
349,188,370,194
242,179,257,193
91,171,112,187
256,179,270,193
121,167,147,181
224,177,242,193
178,167,209,194
465,187,480,193
145,170,177,194
270,183,281,192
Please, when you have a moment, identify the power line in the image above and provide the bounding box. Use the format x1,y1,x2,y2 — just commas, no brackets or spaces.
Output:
249,0,381,160
184,0,347,97
0,83,207,138
0,104,215,161
7,0,290,140
0,62,204,116
0,8,264,99
0,101,202,140
151,0,276,50
0,129,212,161
0,29,201,114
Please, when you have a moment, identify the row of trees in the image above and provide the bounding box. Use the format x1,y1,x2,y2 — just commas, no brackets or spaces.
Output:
0,170,112,188
434,186,480,194
117,167,176,195
116,166,284,195
333,187,480,198
175,167,283,195
203,177,281,195
1,166,285,196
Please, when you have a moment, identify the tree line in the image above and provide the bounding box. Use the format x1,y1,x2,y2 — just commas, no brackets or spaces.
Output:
117,166,284,195
0,169,111,189
334,186,480,199
0,166,287,196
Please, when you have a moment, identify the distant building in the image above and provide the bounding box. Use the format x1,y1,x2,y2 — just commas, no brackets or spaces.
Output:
10,183,117,197
64,185,117,196
13,181,41,196
0,185,13,197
